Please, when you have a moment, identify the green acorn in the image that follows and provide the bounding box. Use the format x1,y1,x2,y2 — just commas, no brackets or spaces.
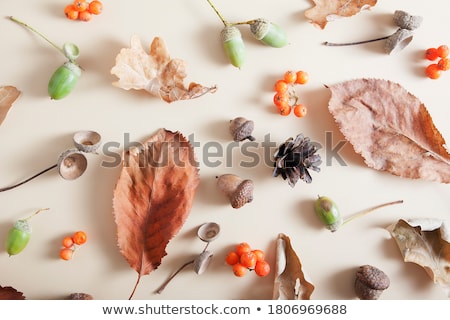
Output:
220,25,246,68
314,196,342,232
249,18,288,48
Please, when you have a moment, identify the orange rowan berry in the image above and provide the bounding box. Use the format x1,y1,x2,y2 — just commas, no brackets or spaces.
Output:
240,251,257,269
232,263,248,277
437,45,449,58
274,79,289,93
273,92,289,109
425,48,439,61
254,260,270,277
73,0,89,12
64,4,79,20
60,248,74,261
251,249,265,262
279,105,291,116
283,70,297,84
425,63,441,79
78,10,92,22
88,1,103,15
293,104,308,118
438,58,450,71
294,70,309,85
235,242,251,257
73,231,87,245
225,251,239,266
62,236,74,248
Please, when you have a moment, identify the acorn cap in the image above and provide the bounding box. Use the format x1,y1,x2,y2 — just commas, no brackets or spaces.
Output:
385,28,414,54
57,148,88,180
393,10,423,31
73,130,102,153
193,250,214,275
197,222,221,242
229,117,255,142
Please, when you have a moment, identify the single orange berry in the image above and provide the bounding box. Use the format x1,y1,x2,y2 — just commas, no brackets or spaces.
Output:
279,105,292,116
293,104,308,118
283,70,297,84
273,92,289,109
274,79,289,93
425,63,442,79
294,71,309,85
425,48,439,61
72,231,87,245
60,248,74,261
64,4,79,20
235,242,251,256
78,10,92,21
437,45,449,58
438,58,450,71
62,236,74,248
73,0,89,12
251,249,265,262
240,251,257,269
88,0,103,15
232,263,248,277
254,260,271,277
225,251,239,266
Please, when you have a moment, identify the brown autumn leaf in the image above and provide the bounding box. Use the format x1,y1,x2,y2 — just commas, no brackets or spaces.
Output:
328,78,450,183
112,128,200,299
305,0,377,29
273,233,315,300
388,218,450,297
110,35,217,103
0,86,21,126
0,285,26,300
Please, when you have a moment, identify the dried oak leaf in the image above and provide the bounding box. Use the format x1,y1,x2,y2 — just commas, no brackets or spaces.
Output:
305,0,377,29
328,78,450,183
112,128,199,299
0,86,21,126
273,233,315,300
110,35,217,103
0,285,26,300
387,219,450,297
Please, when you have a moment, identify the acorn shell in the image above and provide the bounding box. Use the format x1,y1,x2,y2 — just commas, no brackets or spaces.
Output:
73,130,102,153
193,250,214,275
197,222,221,242
57,148,88,180
220,25,246,68
249,18,288,48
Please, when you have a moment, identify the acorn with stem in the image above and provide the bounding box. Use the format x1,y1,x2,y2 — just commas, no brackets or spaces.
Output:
9,16,82,99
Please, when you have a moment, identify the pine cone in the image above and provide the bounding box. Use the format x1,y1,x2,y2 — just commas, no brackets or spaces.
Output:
273,133,321,187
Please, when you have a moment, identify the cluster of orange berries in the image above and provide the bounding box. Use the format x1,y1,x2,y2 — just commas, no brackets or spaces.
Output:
273,70,309,117
64,0,103,22
225,242,271,277
425,45,449,79
59,231,87,261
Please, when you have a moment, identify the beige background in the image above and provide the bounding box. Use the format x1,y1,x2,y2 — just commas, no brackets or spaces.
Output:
0,0,449,300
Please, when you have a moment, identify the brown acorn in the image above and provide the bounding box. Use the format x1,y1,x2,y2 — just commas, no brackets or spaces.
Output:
216,174,254,208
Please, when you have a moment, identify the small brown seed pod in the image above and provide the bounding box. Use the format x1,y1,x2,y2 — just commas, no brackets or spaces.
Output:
66,292,93,300
229,117,255,142
354,265,390,300
216,174,254,209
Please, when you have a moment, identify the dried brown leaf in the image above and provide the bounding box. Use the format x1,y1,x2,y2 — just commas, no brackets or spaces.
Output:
273,233,315,300
388,219,450,297
0,86,21,126
305,0,377,29
328,78,450,183
0,285,26,300
110,35,217,103
112,128,200,299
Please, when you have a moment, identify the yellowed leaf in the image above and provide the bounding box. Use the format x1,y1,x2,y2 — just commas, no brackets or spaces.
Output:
305,0,377,29
110,35,217,103
0,86,21,126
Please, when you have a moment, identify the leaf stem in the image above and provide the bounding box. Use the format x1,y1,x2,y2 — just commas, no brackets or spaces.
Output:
342,199,404,226
0,164,57,192
9,16,64,56
154,259,194,294
206,0,228,26
322,35,390,47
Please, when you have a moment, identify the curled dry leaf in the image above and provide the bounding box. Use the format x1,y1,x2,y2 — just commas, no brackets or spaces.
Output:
387,219,450,297
0,285,26,300
273,233,314,300
328,78,450,183
305,0,377,29
112,128,200,299
111,35,217,103
0,86,21,126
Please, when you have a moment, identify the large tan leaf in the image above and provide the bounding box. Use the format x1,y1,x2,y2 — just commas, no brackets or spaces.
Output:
328,78,450,183
388,219,450,297
110,35,217,103
273,233,315,300
112,128,200,299
305,0,377,29
0,86,21,126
